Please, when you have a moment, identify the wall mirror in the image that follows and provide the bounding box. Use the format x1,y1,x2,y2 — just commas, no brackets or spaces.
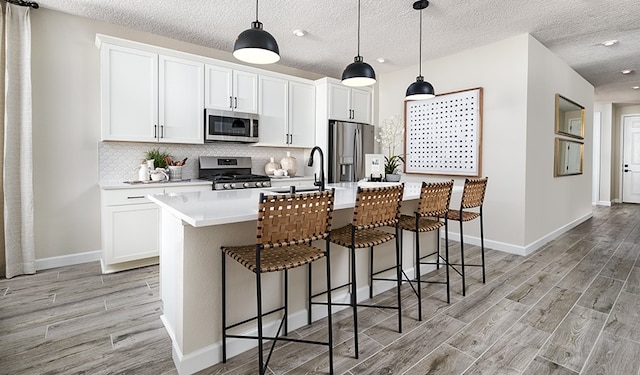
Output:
555,94,584,139
555,138,583,177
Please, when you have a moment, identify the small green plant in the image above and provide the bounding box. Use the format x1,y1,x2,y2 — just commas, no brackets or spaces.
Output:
145,148,171,169
384,155,404,175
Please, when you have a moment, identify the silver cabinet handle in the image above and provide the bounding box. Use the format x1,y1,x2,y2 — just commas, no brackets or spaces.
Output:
234,97,238,109
229,96,233,109
160,125,164,138
127,195,146,199
154,124,157,138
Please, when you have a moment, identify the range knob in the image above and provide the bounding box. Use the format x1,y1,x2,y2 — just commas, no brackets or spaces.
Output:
230,183,236,189
223,183,231,189
243,182,251,188
255,181,263,187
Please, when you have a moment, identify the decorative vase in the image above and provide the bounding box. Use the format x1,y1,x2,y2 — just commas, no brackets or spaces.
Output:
385,173,401,182
280,151,297,177
264,157,281,176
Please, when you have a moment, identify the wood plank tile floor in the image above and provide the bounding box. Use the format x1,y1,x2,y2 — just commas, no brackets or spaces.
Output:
2,204,640,374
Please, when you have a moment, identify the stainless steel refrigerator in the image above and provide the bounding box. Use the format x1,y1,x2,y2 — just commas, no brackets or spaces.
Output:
328,120,375,183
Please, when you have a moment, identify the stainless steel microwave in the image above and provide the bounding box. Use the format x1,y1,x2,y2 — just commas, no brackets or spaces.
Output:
204,109,259,143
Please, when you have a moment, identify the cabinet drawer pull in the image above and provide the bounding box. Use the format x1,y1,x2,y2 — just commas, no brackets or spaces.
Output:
127,195,146,199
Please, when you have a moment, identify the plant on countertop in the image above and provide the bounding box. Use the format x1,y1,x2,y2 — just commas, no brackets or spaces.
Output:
376,114,405,175
145,148,171,169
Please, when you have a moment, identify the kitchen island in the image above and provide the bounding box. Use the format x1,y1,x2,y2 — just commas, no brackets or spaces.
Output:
148,181,460,375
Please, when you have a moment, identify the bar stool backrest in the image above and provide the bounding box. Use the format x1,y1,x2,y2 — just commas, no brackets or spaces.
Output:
460,177,488,209
257,190,335,248
353,184,404,230
417,180,454,217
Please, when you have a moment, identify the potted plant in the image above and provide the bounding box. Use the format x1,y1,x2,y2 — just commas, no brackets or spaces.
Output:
145,148,171,169
376,115,405,182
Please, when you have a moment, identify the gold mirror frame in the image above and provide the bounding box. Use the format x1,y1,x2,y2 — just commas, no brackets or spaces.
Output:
555,94,585,139
554,138,583,177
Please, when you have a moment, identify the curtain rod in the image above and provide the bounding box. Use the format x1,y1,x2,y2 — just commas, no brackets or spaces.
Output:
6,0,40,9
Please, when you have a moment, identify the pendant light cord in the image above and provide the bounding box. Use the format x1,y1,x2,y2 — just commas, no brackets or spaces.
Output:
357,0,361,57
418,6,423,77
255,0,259,22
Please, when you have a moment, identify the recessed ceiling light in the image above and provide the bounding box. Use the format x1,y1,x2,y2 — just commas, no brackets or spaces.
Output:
621,69,633,74
601,39,618,47
633,86,640,90
376,57,386,63
292,29,305,37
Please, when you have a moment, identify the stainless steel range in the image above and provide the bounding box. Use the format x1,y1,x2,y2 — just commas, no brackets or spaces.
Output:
199,156,271,190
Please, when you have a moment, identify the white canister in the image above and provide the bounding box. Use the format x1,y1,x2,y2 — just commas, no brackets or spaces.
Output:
138,162,150,181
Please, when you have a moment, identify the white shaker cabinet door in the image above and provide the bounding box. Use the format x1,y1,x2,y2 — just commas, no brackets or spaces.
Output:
328,83,351,122
288,80,316,147
159,55,204,144
101,44,158,142
103,203,160,265
233,70,259,114
259,75,288,145
205,65,258,114
350,88,372,124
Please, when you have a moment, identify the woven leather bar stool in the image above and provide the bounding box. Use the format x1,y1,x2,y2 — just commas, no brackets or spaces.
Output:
393,180,454,321
221,189,336,375
439,177,488,296
310,184,404,359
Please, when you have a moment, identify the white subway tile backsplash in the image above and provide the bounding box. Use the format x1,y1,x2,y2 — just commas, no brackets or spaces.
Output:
98,142,308,183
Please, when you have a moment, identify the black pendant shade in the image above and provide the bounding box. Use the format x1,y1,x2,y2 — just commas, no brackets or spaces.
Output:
341,0,376,87
342,56,376,87
406,75,435,100
233,1,280,65
406,0,435,100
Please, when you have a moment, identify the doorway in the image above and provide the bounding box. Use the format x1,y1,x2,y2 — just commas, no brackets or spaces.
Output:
622,115,640,203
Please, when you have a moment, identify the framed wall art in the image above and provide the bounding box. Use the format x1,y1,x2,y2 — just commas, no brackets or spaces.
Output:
404,87,483,176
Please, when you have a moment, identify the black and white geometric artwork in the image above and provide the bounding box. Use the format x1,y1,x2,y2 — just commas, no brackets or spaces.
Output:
405,87,483,176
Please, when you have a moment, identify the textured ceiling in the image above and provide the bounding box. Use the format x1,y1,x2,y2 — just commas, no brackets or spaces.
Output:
35,0,640,104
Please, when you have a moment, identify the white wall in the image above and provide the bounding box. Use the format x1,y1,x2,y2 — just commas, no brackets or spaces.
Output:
595,102,613,203
378,34,593,254
524,35,594,246
29,9,321,262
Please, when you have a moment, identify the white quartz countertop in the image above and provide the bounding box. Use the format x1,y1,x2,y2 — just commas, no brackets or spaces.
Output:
148,181,462,228
100,179,212,190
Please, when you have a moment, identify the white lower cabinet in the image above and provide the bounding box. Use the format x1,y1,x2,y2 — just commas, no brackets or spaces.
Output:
101,184,210,273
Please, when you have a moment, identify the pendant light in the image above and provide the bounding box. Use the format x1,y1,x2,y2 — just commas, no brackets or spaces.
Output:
233,0,280,65
405,0,435,100
341,0,376,87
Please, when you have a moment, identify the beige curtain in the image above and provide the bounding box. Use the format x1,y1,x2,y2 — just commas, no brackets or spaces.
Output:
1,2,35,278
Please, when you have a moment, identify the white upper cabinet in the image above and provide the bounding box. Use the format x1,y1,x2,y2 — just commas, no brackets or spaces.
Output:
258,74,315,148
288,80,316,148
159,55,204,144
100,42,204,144
328,83,372,124
205,65,258,114
258,75,288,145
101,44,158,142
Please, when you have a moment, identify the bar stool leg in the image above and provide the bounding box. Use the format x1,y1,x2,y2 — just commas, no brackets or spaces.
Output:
284,269,289,335
459,219,466,297
415,216,422,321
369,246,374,299
256,269,265,374
307,263,312,325
480,208,486,284
395,225,403,333
325,240,334,374
350,245,359,358
221,252,227,362
444,221,450,304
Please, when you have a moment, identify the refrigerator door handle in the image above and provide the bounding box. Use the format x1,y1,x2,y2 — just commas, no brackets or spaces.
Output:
354,127,362,181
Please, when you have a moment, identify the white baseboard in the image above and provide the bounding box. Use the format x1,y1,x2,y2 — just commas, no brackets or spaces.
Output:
166,268,418,375
596,200,612,206
35,250,102,271
443,212,593,257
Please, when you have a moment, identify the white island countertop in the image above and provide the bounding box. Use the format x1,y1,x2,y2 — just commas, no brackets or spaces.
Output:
147,181,442,228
